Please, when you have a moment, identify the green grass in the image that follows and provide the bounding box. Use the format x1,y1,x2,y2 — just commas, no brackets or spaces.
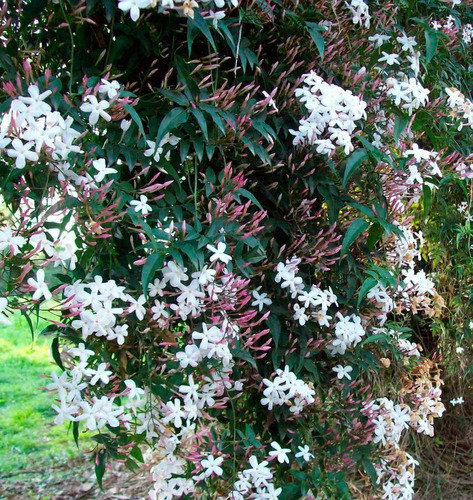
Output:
0,313,83,473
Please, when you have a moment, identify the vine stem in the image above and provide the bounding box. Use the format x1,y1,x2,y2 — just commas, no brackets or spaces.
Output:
59,1,75,95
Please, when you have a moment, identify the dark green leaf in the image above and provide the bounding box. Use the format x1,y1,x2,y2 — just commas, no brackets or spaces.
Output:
266,316,281,347
423,184,433,215
357,277,378,306
194,137,205,162
343,149,368,189
95,450,107,490
130,446,145,463
158,89,189,106
199,104,226,134
142,253,165,298
394,115,409,145
187,11,217,55
366,222,384,249
306,22,325,60
234,188,264,210
190,108,209,141
349,201,374,218
156,108,188,148
231,345,257,368
51,337,65,371
361,332,390,346
125,457,141,472
124,104,146,139
341,219,369,256
72,421,80,447
425,29,438,63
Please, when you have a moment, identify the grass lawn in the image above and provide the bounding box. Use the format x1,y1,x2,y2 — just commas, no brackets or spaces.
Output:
0,314,150,500
0,313,82,474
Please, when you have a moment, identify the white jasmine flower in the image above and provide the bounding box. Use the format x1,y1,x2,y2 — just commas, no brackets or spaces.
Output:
80,95,111,125
396,34,417,52
206,241,232,264
332,364,353,380
162,261,188,288
0,226,25,255
118,0,150,22
201,455,224,477
379,52,401,65
120,119,132,132
251,289,272,311
144,140,163,162
27,269,52,301
98,79,121,99
7,138,39,168
206,10,225,29
92,158,117,182
295,445,314,462
129,194,152,215
268,441,291,464
88,362,113,385
368,33,391,47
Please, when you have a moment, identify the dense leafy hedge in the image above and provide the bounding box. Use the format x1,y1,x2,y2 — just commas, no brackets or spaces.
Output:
0,0,472,498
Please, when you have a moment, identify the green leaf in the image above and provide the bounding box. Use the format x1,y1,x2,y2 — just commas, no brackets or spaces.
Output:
244,424,261,447
361,332,389,346
425,29,438,62
341,218,369,256
306,22,325,60
51,337,65,371
266,316,281,347
343,148,368,189
101,0,116,22
394,115,409,145
234,188,264,210
130,445,145,463
218,21,236,54
356,135,394,168
303,359,320,383
187,11,217,55
194,136,205,162
72,421,80,447
251,119,276,142
124,104,146,139
190,108,209,141
366,222,384,249
158,89,189,106
21,308,35,341
173,56,199,97
357,277,378,306
95,450,107,490
363,459,378,485
156,108,188,148
280,484,302,500
200,103,226,134
423,184,433,215
348,201,374,218
142,253,165,298
125,458,141,472
179,140,191,165
231,345,257,368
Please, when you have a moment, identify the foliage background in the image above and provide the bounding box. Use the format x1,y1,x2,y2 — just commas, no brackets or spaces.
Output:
0,0,472,498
